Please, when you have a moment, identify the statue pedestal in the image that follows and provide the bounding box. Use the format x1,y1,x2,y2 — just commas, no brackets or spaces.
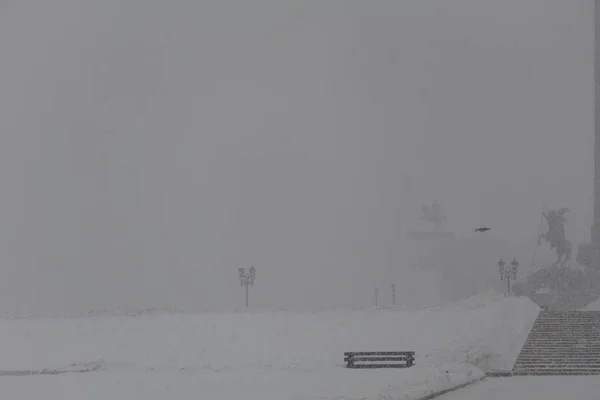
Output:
592,223,600,248
592,223,600,268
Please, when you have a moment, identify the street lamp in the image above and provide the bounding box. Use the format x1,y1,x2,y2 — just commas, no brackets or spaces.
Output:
510,258,519,280
239,266,256,307
498,258,518,293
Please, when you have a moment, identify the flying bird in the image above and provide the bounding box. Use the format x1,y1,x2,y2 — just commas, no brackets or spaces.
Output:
475,227,490,232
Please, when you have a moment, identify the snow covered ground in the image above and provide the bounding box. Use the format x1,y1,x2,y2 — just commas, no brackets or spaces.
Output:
0,293,539,399
436,376,600,400
581,297,600,310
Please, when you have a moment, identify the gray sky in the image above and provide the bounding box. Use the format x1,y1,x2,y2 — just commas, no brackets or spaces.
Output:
0,0,593,315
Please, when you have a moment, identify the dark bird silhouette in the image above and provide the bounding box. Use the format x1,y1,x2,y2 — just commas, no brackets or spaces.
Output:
475,227,490,232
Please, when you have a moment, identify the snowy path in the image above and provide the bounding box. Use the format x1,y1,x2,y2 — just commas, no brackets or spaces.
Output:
438,376,600,400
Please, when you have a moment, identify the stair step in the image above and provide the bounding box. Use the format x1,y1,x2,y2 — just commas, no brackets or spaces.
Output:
530,333,600,334
523,340,600,342
523,338,600,340
534,324,600,326
518,348,600,351
527,337,600,339
538,316,600,317
519,347,600,350
513,364,600,368
520,346,600,349
533,326,600,328
515,359,600,362
519,348,600,351
512,371,600,376
517,356,600,359
528,330,600,332
522,340,600,343
528,338,600,340
513,367,600,370
531,327,600,329
535,322,600,323
523,340,600,350
516,355,600,358
532,323,600,324
535,318,600,320
537,316,600,318
529,327,600,329
525,337,600,340
535,318,600,319
518,350,600,354
526,334,600,337
520,344,600,347
529,327,600,328
522,345,600,346
516,354,600,358
520,344,600,346
515,364,600,367
530,330,600,332
516,357,600,364
513,360,600,369
523,341,600,343
536,316,600,318
526,340,600,342
512,367,600,372
530,327,600,328
539,311,600,314
534,322,600,324
521,343,600,345
519,346,600,348
530,324,600,327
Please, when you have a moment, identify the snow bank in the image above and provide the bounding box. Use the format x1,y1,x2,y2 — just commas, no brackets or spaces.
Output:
582,297,600,310
0,293,538,399
423,293,540,372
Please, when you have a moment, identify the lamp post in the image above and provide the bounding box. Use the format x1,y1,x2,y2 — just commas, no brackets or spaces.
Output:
593,0,600,264
238,265,256,307
498,258,518,293
391,284,396,306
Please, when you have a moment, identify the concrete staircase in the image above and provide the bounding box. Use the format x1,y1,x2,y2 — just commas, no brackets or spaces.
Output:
512,311,600,375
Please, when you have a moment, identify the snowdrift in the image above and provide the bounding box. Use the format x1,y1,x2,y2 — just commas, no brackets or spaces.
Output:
0,293,539,399
582,297,600,311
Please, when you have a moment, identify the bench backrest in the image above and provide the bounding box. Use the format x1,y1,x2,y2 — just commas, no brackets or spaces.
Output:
344,351,415,368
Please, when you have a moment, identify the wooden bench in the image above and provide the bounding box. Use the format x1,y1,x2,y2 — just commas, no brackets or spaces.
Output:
344,351,415,368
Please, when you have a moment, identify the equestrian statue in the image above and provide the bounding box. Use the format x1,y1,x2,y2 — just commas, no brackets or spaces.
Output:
538,207,572,267
420,200,447,232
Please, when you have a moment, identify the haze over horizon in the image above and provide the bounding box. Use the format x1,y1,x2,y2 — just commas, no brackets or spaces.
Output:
0,0,593,316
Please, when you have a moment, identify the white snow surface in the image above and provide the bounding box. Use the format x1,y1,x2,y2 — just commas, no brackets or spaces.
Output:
436,376,600,400
581,297,600,310
0,293,539,399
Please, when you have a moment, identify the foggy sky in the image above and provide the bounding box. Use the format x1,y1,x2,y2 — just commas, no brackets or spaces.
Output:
0,0,593,315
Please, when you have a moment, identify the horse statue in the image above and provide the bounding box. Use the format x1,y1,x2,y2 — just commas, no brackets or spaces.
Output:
538,207,572,267
420,200,447,232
